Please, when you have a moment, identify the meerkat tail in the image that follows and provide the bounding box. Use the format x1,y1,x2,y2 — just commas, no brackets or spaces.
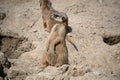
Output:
66,36,78,51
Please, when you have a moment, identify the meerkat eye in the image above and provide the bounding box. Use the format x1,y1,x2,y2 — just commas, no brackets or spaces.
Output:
54,14,59,18
50,14,59,20
50,15,55,20
62,16,65,21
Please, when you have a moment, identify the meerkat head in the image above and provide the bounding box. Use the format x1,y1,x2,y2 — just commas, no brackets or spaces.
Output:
50,13,65,22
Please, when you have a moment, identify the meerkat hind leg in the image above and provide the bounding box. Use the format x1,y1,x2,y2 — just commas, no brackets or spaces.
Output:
42,51,49,68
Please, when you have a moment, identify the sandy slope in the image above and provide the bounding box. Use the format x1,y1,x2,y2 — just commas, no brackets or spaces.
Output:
0,0,120,80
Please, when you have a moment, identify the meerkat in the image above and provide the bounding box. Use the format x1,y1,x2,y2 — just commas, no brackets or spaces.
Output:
39,0,79,51
39,0,68,33
50,14,78,51
42,23,68,67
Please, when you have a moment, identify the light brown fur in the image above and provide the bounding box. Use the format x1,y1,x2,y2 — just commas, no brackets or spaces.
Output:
42,23,68,67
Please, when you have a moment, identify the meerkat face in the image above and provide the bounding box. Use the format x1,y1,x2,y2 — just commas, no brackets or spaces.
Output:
50,14,65,22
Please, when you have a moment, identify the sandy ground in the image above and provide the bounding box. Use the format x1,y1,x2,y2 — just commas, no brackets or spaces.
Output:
0,0,120,80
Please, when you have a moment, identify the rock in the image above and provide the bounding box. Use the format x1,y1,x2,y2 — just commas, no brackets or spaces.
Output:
0,52,11,79
0,0,120,80
0,13,6,20
6,67,28,80
0,77,3,80
0,36,34,59
57,64,69,74
66,65,91,77
25,73,54,80
25,65,69,80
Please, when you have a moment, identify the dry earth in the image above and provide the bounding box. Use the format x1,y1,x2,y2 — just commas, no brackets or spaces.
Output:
0,0,120,80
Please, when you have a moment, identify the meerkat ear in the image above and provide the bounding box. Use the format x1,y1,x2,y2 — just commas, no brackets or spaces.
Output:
46,0,52,8
48,0,52,6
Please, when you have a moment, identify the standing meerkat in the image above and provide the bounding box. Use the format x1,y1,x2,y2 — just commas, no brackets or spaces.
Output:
42,23,68,67
39,0,79,51
39,0,68,33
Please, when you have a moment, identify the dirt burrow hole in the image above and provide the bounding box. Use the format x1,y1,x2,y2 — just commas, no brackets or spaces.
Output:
0,35,34,59
103,35,120,45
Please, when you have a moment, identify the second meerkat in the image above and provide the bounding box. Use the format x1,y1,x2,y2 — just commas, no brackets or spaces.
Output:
40,0,68,33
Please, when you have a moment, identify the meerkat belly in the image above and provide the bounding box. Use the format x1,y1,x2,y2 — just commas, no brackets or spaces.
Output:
55,42,68,65
56,43,67,54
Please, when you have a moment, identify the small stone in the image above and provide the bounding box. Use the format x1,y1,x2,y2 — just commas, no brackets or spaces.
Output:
0,13,6,20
